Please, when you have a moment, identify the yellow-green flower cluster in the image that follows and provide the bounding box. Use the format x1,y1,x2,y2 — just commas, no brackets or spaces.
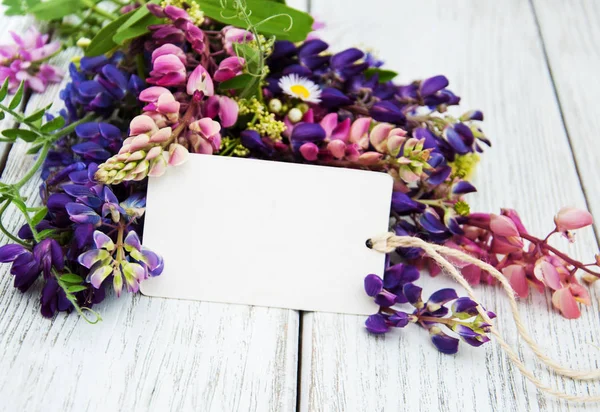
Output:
449,153,480,180
237,97,286,140
220,136,250,157
160,0,204,24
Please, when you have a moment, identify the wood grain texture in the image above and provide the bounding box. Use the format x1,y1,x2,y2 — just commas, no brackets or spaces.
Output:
531,0,600,239
301,1,600,411
0,48,299,412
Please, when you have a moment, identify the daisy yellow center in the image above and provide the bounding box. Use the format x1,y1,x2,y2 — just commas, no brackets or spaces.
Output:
290,84,310,99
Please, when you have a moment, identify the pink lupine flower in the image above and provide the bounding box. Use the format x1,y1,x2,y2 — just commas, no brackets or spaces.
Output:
554,207,593,232
147,54,187,87
213,56,245,82
222,26,254,55
204,95,239,127
188,118,221,154
502,265,529,298
187,64,214,96
369,123,407,154
0,27,62,93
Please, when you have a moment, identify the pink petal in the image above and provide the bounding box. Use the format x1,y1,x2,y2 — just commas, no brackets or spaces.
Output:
554,207,593,232
331,118,351,141
552,288,581,319
369,122,394,152
299,142,319,161
148,153,168,177
218,96,239,128
490,214,520,238
533,259,562,290
152,54,186,73
320,113,338,139
139,86,170,103
569,282,591,305
349,117,371,148
327,140,346,159
149,127,172,143
186,64,214,96
502,264,529,298
151,44,186,65
129,134,150,152
357,152,383,165
168,143,189,166
130,115,158,136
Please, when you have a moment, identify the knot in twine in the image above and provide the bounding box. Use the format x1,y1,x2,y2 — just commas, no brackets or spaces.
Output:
367,233,600,403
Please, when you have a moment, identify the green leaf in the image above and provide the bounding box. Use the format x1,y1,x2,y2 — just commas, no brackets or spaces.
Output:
218,73,254,91
60,273,84,284
0,111,4,121
0,78,9,102
114,0,158,35
30,206,48,226
40,116,65,133
26,144,44,154
8,82,24,110
29,0,85,20
85,10,137,57
67,285,88,293
197,0,314,42
2,128,38,142
24,106,50,123
112,14,162,45
37,228,57,239
364,68,398,83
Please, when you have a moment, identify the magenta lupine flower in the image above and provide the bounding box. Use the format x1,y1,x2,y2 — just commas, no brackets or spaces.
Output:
147,47,187,87
213,56,245,82
0,27,62,92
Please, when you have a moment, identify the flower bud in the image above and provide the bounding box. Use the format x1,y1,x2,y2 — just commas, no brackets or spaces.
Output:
269,98,282,113
287,108,303,123
554,207,593,232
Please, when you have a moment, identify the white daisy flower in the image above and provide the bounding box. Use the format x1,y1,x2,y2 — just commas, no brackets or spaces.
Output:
278,74,322,103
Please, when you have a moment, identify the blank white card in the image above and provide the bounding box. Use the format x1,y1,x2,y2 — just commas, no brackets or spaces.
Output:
140,154,392,315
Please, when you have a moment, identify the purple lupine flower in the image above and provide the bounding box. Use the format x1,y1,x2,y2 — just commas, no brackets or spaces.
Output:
369,101,406,125
0,27,62,92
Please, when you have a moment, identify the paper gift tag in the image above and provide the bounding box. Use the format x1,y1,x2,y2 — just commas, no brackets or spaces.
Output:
140,154,392,315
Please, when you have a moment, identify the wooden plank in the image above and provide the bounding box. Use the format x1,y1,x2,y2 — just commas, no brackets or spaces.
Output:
531,0,600,239
0,44,299,412
301,1,600,411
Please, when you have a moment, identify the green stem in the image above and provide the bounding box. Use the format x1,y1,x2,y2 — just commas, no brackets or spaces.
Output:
0,200,29,246
54,269,102,324
14,143,50,189
54,113,96,140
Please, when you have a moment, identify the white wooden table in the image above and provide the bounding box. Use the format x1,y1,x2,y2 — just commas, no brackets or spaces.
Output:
1,1,600,411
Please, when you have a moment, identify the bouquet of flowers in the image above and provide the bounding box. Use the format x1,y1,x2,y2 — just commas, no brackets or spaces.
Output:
0,0,598,359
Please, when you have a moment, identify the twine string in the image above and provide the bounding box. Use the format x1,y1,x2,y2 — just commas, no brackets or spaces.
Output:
367,233,600,402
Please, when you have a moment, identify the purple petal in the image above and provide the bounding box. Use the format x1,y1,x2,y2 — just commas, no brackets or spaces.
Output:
430,329,459,354
65,202,101,225
290,123,326,143
330,48,364,70
452,297,479,315
0,244,27,262
374,290,396,307
77,249,109,269
389,311,410,328
364,274,383,297
420,75,449,96
369,101,406,125
453,181,477,195
403,283,423,306
391,192,425,215
428,166,452,186
365,314,389,334
124,230,141,251
427,288,458,311
93,231,114,250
